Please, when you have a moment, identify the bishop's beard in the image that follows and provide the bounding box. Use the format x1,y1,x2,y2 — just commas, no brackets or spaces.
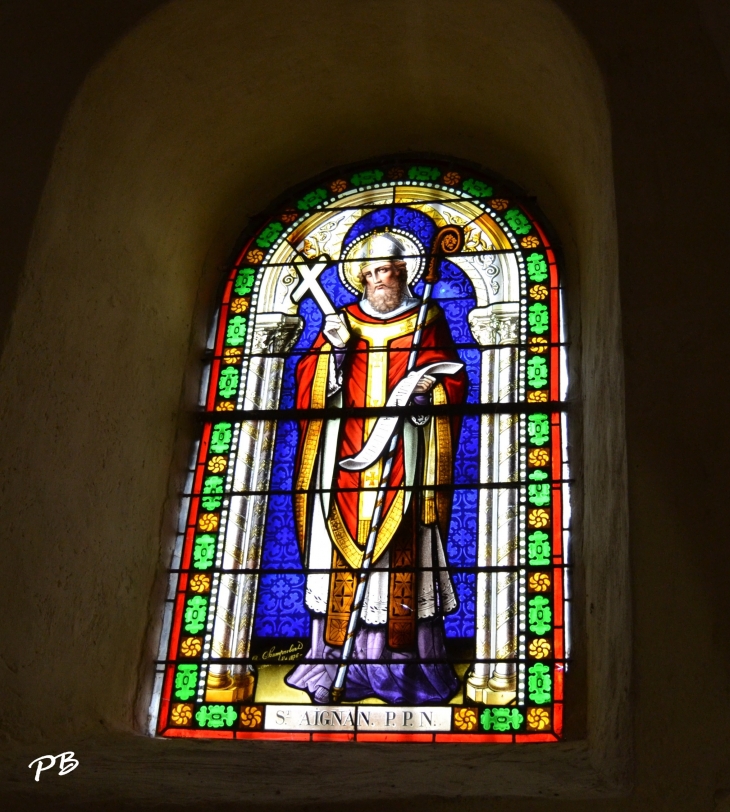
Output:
365,282,406,314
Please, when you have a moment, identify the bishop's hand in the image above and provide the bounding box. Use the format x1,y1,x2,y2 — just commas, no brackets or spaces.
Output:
413,374,436,394
323,314,350,348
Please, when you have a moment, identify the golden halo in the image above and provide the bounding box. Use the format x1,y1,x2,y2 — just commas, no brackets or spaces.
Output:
339,229,425,294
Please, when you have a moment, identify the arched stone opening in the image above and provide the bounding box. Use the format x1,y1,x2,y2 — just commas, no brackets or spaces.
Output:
0,0,628,802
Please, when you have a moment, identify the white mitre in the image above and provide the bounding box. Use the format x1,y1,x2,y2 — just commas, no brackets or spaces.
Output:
350,232,419,317
341,229,424,295
353,232,407,273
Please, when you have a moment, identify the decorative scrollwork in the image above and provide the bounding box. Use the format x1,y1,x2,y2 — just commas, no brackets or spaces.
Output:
251,313,303,354
468,305,520,345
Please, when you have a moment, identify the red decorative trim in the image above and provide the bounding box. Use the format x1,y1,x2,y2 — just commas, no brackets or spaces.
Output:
550,345,560,401
157,664,175,734
206,359,221,411
312,733,356,742
553,702,564,736
163,728,234,739
181,524,196,571
236,731,310,741
549,287,559,345
554,626,565,659
550,416,562,480
435,733,513,743
356,733,434,743
515,733,557,743
167,590,186,661
221,278,234,306
553,566,564,626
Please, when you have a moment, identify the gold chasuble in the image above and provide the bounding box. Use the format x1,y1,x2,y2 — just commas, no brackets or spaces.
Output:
294,302,467,649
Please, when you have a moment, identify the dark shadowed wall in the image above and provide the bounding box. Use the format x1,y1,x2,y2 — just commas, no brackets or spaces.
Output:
0,1,728,810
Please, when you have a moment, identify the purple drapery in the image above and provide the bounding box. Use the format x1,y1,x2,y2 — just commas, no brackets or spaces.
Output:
286,617,459,704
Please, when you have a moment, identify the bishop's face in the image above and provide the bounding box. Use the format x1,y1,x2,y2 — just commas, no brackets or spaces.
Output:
362,260,407,314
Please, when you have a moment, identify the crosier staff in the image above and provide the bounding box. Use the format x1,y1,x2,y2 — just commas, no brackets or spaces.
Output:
330,224,464,703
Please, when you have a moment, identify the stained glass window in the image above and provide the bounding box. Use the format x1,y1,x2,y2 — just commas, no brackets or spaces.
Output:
150,159,571,742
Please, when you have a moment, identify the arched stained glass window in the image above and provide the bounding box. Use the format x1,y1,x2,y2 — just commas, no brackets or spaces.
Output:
150,158,571,742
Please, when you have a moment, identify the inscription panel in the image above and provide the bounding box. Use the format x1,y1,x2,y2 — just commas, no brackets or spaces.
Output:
264,704,452,732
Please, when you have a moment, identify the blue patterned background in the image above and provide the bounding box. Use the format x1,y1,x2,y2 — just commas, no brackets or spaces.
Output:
253,420,311,638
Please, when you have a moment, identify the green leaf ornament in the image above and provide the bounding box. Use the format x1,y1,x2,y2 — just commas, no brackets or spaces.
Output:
195,704,238,729
527,414,550,446
528,663,552,704
209,423,232,454
528,483,551,507
225,316,247,347
296,188,328,210
526,356,548,388
174,664,198,701
234,267,255,296
218,366,239,399
183,595,208,635
462,178,493,197
201,475,224,511
408,166,441,182
193,534,217,570
526,253,548,282
528,595,552,635
528,531,551,565
350,170,383,185
255,222,283,248
480,707,524,732
528,302,549,334
505,208,532,234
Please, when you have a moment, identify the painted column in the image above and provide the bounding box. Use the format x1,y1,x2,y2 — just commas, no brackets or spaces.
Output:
205,313,301,702
466,303,519,704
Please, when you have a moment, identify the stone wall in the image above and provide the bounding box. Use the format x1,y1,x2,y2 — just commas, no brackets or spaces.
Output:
0,0,727,809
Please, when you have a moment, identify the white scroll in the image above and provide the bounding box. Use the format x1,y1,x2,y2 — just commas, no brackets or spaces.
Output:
339,361,464,472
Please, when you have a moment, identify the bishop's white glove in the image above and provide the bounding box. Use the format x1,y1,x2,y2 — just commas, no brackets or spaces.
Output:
413,374,436,394
323,314,350,348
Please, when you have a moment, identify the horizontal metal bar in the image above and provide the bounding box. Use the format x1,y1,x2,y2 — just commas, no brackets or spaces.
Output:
178,479,574,499
197,401,570,422
203,341,570,362
169,564,571,577
237,246,539,269
156,656,568,667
